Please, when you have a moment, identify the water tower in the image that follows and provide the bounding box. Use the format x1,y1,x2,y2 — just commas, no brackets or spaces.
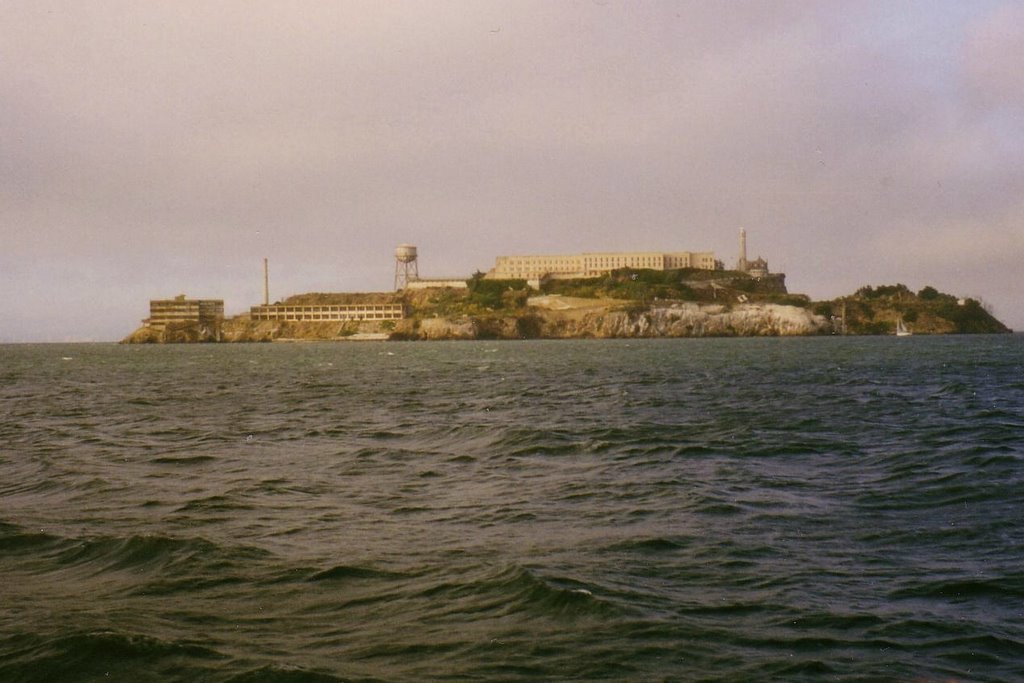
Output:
394,244,419,290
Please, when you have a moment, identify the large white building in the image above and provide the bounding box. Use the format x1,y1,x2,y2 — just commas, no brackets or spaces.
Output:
486,250,718,281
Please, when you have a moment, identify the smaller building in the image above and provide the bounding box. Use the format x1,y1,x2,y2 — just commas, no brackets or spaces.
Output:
745,257,770,278
146,295,224,331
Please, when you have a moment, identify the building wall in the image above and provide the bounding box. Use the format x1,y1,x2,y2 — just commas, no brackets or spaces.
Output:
250,303,405,322
147,295,224,330
487,250,717,280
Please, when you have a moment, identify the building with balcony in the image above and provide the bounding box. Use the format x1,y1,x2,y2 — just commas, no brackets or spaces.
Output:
145,295,224,331
250,302,405,322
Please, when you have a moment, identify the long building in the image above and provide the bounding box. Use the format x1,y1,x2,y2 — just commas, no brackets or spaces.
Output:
146,295,224,330
486,250,719,281
250,302,405,322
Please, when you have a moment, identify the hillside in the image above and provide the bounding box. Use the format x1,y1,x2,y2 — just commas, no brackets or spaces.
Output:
811,284,1009,335
387,269,824,339
396,274,1010,338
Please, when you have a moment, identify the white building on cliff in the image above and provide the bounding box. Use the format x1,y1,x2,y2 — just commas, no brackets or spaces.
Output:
486,249,718,282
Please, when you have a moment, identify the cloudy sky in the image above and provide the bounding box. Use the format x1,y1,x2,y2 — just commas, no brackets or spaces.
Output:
2,1,1022,341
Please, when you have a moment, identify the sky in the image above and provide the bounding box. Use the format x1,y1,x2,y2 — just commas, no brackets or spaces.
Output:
2,1,1022,341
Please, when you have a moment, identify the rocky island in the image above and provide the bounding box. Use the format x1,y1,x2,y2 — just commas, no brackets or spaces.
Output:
122,268,1009,343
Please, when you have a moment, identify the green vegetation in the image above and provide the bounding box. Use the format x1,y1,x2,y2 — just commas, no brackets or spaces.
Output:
466,277,531,312
283,292,399,305
514,314,544,339
937,297,1003,333
403,269,790,321
400,277,532,321
855,283,913,299
812,302,833,318
766,293,811,307
404,270,944,336
816,284,1009,335
540,268,782,303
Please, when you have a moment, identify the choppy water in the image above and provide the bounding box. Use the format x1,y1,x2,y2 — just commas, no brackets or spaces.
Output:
1,336,1022,682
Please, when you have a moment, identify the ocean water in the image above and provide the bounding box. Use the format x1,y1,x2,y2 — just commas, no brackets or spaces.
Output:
1,336,1022,682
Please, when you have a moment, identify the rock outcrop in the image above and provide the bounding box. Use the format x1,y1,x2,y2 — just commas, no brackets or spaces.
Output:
546,303,829,338
389,302,829,341
121,321,222,343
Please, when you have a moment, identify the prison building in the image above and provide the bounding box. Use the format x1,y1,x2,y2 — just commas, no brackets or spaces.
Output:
250,302,405,322
486,251,718,281
146,295,224,330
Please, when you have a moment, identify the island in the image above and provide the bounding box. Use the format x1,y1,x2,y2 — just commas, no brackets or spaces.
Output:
122,269,1009,343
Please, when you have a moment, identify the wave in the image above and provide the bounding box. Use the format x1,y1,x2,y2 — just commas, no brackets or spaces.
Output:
0,630,224,683
0,631,377,683
175,495,255,514
57,534,238,576
306,565,406,583
0,521,270,586
413,564,620,622
0,522,66,554
151,454,218,465
604,536,690,553
223,665,372,683
889,576,1024,600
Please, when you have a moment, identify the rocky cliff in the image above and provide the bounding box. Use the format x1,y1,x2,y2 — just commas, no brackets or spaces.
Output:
568,302,828,338
437,302,825,340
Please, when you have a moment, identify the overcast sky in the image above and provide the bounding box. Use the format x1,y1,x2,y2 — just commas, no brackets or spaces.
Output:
2,1,1022,341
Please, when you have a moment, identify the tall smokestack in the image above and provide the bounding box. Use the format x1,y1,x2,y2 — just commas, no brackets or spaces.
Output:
738,228,748,272
263,258,269,306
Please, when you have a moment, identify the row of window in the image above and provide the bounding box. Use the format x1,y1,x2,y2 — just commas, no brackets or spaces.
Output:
583,258,665,267
252,312,401,321
254,305,402,313
502,259,704,277
146,315,220,321
499,254,715,275
151,306,223,313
